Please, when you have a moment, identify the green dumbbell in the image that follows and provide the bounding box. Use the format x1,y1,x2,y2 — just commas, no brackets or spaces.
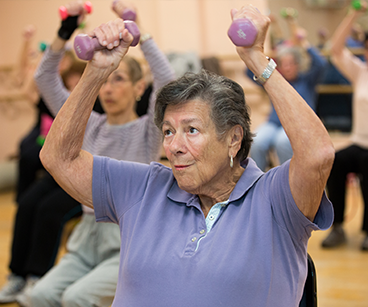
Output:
39,41,48,52
280,7,298,18
352,0,362,10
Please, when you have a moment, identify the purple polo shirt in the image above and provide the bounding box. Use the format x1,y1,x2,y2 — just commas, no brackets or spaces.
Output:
93,157,333,307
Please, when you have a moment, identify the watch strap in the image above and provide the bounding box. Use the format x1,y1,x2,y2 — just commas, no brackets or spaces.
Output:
253,56,277,85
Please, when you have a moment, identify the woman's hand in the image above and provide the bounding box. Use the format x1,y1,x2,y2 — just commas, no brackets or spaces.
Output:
231,5,271,75
112,0,138,19
294,27,310,49
63,0,88,26
232,6,270,53
87,19,134,74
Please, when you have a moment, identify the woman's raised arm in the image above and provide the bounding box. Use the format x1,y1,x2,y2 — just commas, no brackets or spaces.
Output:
40,19,134,208
233,5,335,221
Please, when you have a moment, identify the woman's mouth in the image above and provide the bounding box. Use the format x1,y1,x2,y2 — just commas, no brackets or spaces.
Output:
174,165,190,171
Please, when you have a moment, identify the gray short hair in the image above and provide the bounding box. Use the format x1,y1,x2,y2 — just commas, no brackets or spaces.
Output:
154,69,253,161
276,45,302,67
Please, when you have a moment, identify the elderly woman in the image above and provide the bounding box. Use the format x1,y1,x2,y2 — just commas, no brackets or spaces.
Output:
40,5,335,306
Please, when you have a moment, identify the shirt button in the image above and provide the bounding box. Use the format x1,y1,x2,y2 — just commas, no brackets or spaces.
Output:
200,229,205,234
191,237,197,242
209,215,215,221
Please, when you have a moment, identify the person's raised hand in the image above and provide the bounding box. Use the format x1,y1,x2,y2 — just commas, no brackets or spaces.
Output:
294,27,310,48
87,18,133,72
112,0,137,21
230,5,270,63
61,0,89,25
351,0,368,12
23,24,36,41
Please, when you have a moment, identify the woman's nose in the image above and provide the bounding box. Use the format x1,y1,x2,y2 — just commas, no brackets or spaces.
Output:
169,133,186,154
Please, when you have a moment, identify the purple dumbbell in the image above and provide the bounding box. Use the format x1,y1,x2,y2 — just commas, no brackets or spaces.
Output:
121,8,136,21
73,20,140,61
112,0,136,21
228,18,258,47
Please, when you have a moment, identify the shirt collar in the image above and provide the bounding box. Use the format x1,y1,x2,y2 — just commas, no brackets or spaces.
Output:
167,158,264,206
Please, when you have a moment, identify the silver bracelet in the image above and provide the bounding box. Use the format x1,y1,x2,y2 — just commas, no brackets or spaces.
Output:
253,56,277,85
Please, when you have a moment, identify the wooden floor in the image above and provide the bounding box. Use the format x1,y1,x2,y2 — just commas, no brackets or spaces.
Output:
0,182,368,306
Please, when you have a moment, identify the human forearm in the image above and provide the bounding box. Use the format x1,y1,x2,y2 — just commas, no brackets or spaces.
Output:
242,50,333,220
242,49,331,156
41,18,134,209
41,66,103,167
40,65,104,209
331,10,360,55
265,62,334,220
285,16,299,44
50,36,68,52
265,70,331,158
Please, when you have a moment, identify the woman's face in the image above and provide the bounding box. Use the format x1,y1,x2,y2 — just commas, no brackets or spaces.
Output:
65,72,82,91
278,54,298,81
162,99,231,195
98,61,139,116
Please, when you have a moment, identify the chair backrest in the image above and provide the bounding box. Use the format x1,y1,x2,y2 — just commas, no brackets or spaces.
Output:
299,253,317,307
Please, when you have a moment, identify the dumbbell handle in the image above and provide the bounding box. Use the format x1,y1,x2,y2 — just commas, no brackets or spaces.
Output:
59,1,93,20
112,0,137,21
228,18,258,47
74,20,140,61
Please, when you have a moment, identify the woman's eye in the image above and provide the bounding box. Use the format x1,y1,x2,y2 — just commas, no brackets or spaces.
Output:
163,130,173,137
114,76,124,82
189,127,198,134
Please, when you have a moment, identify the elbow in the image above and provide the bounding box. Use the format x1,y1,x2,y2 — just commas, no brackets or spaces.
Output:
39,145,56,176
330,45,343,58
317,142,335,179
39,146,50,171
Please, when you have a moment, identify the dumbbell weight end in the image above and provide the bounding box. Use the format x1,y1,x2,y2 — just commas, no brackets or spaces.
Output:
228,18,258,47
59,1,93,20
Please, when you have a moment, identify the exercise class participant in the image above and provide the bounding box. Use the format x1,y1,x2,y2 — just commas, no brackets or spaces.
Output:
39,6,334,306
321,1,368,251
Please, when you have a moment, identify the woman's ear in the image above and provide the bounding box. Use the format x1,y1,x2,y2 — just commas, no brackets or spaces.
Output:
134,79,146,99
228,125,243,157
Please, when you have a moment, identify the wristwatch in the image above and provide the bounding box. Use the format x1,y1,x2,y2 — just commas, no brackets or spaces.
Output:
253,56,277,85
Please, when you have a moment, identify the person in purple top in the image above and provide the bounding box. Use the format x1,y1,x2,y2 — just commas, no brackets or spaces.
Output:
39,6,334,307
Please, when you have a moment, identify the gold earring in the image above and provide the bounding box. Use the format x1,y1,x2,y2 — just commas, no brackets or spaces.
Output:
230,155,233,168
136,96,141,101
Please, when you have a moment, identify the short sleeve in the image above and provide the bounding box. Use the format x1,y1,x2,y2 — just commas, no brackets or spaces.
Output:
267,161,334,243
92,156,152,224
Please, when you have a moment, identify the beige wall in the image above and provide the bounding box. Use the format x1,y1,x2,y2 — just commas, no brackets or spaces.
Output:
2,0,368,66
0,0,268,66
